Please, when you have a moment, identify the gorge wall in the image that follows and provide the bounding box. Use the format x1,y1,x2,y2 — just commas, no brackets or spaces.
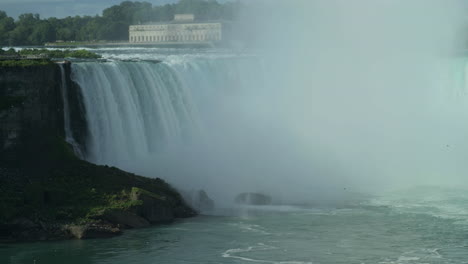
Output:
0,62,195,242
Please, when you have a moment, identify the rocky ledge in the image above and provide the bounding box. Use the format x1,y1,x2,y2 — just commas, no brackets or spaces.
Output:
0,157,196,242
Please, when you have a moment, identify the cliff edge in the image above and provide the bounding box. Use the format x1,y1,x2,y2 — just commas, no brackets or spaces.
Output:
0,62,196,242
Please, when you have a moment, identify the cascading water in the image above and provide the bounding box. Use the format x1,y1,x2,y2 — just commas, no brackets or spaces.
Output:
59,63,84,158
71,61,197,166
70,55,267,193
6,1,468,262
67,46,468,206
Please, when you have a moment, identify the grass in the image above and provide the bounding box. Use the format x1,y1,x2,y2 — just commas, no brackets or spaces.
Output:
0,48,102,62
18,49,102,59
0,60,53,67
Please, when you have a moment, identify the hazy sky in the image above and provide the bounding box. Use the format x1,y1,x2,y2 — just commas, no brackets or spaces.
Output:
0,0,179,18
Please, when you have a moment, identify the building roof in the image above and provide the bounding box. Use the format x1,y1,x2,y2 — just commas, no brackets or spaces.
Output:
131,20,225,26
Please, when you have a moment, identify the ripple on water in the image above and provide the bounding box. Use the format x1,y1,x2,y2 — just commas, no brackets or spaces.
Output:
222,243,313,264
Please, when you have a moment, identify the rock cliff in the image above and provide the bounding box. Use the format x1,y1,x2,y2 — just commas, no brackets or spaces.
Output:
0,62,196,242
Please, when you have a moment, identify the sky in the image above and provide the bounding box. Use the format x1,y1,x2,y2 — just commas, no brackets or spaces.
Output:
0,0,179,19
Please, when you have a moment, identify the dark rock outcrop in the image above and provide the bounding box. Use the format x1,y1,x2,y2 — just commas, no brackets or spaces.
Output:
0,61,87,169
0,63,196,242
181,190,215,213
102,210,150,229
235,192,272,206
67,223,122,239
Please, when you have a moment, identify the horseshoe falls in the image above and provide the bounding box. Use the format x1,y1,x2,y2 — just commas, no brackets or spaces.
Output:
5,0,468,263
71,61,199,166
35,48,465,264
4,47,468,263
70,55,276,201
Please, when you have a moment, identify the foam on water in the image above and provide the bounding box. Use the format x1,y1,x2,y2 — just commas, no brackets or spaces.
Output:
368,186,468,225
222,243,313,264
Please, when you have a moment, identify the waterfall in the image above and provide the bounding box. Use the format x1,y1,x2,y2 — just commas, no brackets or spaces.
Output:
70,56,269,198
59,63,83,158
70,61,198,166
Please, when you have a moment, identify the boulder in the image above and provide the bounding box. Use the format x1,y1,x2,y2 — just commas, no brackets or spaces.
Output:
130,187,175,223
103,210,150,228
193,190,215,212
181,189,215,213
68,223,121,239
235,193,272,205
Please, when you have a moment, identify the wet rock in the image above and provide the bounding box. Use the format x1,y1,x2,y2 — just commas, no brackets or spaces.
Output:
11,217,39,229
0,63,196,243
235,193,272,205
68,223,121,239
130,187,175,223
103,210,150,228
193,190,215,212
181,189,215,213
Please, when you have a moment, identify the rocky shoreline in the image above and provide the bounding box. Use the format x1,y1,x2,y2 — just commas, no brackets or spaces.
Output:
0,161,197,243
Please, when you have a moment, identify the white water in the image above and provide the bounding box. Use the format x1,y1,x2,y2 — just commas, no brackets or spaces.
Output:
68,41,468,207
71,61,198,165
58,63,83,158
71,54,278,204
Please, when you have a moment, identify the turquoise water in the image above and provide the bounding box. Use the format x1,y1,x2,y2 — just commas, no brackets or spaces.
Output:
2,187,468,264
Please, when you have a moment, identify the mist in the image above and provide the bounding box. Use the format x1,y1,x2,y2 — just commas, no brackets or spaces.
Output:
243,0,468,190
73,1,468,207
147,0,468,205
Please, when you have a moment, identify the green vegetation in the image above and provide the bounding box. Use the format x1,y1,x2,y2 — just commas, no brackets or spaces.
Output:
0,48,101,66
18,49,102,59
0,48,17,56
0,59,52,67
0,0,241,46
0,135,185,225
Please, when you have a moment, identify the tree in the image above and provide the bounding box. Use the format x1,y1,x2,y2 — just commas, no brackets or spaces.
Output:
0,0,241,44
0,11,15,45
29,21,56,44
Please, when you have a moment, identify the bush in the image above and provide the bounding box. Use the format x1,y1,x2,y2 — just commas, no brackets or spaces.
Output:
0,59,52,67
18,48,101,59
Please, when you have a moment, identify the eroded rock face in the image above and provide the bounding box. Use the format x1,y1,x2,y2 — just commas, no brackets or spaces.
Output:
67,223,121,239
0,63,87,169
102,210,150,228
0,64,61,167
0,63,197,242
181,190,215,213
130,187,176,224
235,193,272,205
194,190,215,212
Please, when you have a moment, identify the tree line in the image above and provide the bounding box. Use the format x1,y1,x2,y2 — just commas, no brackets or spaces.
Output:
0,0,241,46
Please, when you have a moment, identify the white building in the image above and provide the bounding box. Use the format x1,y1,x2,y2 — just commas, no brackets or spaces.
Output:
129,14,222,44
